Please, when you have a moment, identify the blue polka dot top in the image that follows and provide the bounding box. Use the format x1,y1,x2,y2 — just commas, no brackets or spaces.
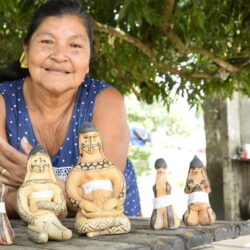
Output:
0,76,141,216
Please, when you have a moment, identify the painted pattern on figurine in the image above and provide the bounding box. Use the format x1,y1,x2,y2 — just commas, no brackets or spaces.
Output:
183,155,216,226
16,145,72,244
0,182,15,245
150,158,180,230
66,122,130,237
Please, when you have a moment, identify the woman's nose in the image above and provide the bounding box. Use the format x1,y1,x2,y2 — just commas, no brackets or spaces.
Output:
50,45,68,62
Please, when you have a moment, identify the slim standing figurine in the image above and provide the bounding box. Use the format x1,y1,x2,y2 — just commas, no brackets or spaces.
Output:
150,158,180,230
66,122,131,237
0,182,14,245
183,155,216,226
16,145,72,244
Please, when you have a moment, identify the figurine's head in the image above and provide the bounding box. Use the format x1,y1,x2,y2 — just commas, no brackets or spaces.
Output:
154,158,167,174
185,155,211,193
78,122,102,155
25,145,56,182
189,155,204,176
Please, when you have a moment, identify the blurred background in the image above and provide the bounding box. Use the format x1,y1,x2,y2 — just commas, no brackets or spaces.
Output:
126,94,205,217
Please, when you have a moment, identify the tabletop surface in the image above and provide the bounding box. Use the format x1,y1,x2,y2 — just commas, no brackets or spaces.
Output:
3,217,250,250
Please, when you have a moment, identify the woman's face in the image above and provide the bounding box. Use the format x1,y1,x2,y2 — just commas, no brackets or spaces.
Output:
24,15,91,95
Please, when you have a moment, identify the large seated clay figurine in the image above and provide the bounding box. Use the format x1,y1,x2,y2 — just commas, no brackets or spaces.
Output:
16,145,72,244
66,122,131,237
0,182,15,245
150,158,180,230
183,155,216,226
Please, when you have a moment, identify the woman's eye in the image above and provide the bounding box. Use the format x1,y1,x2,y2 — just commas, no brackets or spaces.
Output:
41,39,53,44
70,43,82,48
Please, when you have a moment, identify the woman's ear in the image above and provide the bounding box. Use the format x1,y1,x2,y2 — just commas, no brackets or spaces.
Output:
20,45,29,68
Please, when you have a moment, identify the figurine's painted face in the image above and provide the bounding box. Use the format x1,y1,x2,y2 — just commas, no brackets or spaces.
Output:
156,168,166,174
190,167,202,175
79,131,101,154
30,154,50,173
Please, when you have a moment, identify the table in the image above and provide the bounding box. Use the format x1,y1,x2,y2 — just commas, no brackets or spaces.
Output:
5,218,250,249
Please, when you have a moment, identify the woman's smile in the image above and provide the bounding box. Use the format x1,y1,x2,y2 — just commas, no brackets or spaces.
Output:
24,15,90,94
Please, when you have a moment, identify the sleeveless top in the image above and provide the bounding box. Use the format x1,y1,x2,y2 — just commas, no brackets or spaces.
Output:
0,76,141,216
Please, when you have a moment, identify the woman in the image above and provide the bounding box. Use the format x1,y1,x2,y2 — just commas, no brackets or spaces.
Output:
0,0,141,217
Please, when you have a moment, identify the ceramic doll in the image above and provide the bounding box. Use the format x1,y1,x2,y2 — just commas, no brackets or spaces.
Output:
16,145,72,244
183,155,216,226
66,122,131,237
0,182,15,245
150,158,180,230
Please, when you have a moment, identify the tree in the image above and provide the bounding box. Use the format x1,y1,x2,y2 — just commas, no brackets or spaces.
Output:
0,0,250,106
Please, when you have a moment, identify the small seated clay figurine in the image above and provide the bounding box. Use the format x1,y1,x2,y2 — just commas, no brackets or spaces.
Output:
66,122,131,237
150,158,180,230
183,155,216,226
0,182,15,245
16,145,72,244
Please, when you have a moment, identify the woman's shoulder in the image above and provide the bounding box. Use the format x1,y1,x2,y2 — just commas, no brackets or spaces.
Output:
81,76,110,92
0,79,24,94
80,76,123,104
94,85,124,109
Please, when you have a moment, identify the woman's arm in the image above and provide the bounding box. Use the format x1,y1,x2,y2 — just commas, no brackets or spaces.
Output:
92,88,130,172
0,95,7,140
0,95,29,188
0,95,31,217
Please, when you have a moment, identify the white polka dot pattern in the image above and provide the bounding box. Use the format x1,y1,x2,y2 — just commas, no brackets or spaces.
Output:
0,77,141,216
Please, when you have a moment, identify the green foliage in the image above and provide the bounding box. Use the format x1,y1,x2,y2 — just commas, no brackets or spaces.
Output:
0,0,250,106
128,145,151,177
126,94,204,176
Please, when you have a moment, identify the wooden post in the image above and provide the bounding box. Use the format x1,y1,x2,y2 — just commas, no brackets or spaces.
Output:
204,94,241,220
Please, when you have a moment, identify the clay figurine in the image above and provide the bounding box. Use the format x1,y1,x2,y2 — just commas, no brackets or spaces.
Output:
0,182,15,245
150,158,180,230
16,145,72,244
66,122,131,237
183,155,216,226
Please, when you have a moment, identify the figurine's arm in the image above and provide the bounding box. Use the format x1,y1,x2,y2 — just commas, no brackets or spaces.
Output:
79,197,101,212
66,169,86,208
80,197,123,219
165,182,172,195
36,186,66,212
184,179,194,194
200,179,211,193
16,186,37,225
110,168,125,200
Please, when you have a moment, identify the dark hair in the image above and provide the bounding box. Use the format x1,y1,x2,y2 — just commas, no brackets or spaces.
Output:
24,0,93,47
0,0,93,82
154,158,167,169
